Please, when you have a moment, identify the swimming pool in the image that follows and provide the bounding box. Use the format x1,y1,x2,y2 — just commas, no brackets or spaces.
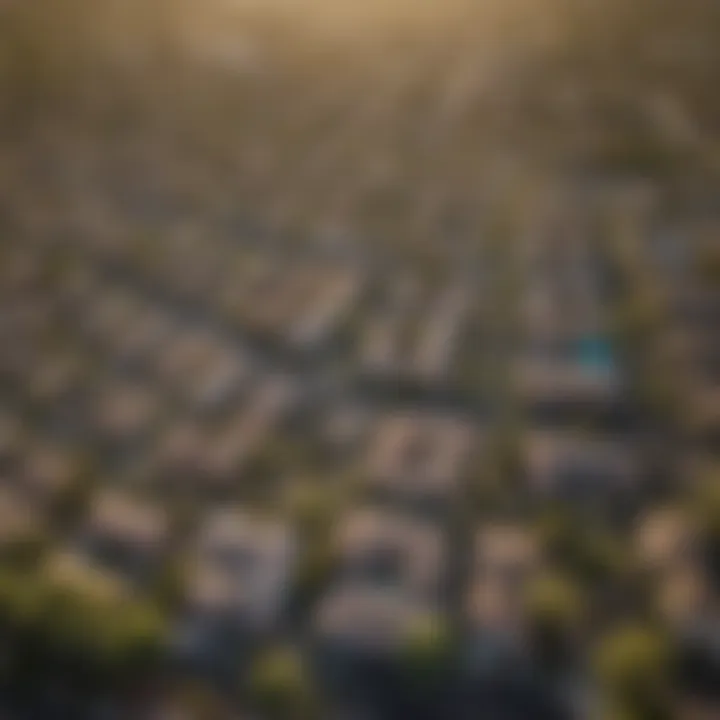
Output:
577,336,617,374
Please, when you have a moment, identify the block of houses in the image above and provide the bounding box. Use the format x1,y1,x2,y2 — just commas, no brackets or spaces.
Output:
91,378,163,451
224,258,313,341
154,329,222,395
19,441,82,508
319,402,373,460
314,584,442,665
520,285,606,357
335,508,445,601
634,508,714,628
26,349,85,408
0,485,43,554
635,508,697,576
178,509,296,657
171,374,288,474
217,253,277,325
289,269,363,350
182,345,250,419
155,378,295,494
657,563,712,629
671,286,720,334
0,246,42,292
151,419,214,493
359,278,472,388
192,376,295,490
359,276,422,377
44,548,132,605
516,255,621,420
0,338,32,389
674,617,720,716
166,243,223,303
465,524,542,666
515,353,623,419
686,380,720,445
0,409,24,471
76,489,170,585
313,506,445,669
361,313,403,377
113,307,177,373
245,270,299,335
81,289,142,348
362,412,475,516
225,260,362,355
523,431,639,513
413,284,473,383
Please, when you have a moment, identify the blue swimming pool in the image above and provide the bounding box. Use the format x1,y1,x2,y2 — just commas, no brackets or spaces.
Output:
577,336,617,373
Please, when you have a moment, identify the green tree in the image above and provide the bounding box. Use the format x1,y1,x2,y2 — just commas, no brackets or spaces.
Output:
689,468,720,582
400,614,454,692
285,483,337,541
695,244,720,285
51,454,97,534
537,512,631,588
594,625,672,720
247,646,318,720
524,573,584,671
